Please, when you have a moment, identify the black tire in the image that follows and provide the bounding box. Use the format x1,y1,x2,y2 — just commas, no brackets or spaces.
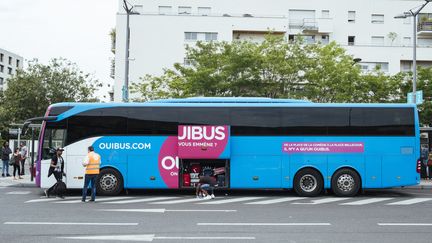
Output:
96,168,124,196
293,168,323,197
331,168,360,197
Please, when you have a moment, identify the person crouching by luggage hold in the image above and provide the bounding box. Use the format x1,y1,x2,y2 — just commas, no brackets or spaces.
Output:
81,146,101,202
45,148,65,198
196,175,216,199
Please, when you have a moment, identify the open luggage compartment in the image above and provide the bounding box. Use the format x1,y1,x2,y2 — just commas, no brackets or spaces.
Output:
180,159,229,188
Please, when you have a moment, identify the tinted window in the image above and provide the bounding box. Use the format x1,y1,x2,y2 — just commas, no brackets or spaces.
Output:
127,107,178,135
49,106,73,116
178,107,229,125
231,108,281,135
66,108,127,145
351,108,414,136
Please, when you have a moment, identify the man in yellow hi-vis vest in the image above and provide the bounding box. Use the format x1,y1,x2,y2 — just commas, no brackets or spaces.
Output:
81,146,101,202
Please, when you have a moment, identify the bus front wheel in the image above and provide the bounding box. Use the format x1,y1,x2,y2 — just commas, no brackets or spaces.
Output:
331,169,360,197
97,168,124,196
293,168,323,197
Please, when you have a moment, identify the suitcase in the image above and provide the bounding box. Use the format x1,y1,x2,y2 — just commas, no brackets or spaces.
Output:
190,164,201,173
217,175,225,187
183,173,191,187
54,181,67,195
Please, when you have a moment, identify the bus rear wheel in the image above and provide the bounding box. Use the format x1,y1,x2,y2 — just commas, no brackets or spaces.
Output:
293,168,323,197
97,168,123,196
331,169,360,197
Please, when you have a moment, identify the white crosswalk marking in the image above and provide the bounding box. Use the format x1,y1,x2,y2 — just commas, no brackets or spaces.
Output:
198,197,266,205
54,197,133,204
25,196,81,203
387,198,432,205
103,197,178,204
151,198,203,204
340,198,394,205
246,197,306,205
292,198,349,205
6,191,31,195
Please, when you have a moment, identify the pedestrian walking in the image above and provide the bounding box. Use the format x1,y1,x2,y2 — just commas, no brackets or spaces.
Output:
1,141,12,177
11,148,23,180
428,150,432,180
81,146,101,202
45,148,65,198
19,142,28,176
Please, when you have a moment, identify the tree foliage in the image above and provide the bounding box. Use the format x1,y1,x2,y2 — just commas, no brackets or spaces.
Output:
131,35,431,125
0,58,100,137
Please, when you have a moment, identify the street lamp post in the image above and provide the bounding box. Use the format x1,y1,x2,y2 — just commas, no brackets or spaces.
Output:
394,0,432,105
122,0,138,102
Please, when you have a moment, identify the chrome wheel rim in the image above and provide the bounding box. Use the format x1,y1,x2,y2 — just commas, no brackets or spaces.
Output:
337,174,355,192
99,174,118,191
299,174,317,192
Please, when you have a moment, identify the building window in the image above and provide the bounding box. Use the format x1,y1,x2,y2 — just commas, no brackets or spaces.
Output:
7,67,12,75
371,36,385,45
8,56,12,65
304,35,316,44
403,37,411,46
0,64,3,73
158,6,172,15
16,59,20,68
360,62,389,72
321,35,329,44
185,32,218,41
178,6,192,15
371,14,384,24
205,32,218,41
185,32,198,41
0,77,3,85
133,5,143,13
348,11,356,23
348,36,355,45
321,10,330,18
0,53,3,62
198,7,211,16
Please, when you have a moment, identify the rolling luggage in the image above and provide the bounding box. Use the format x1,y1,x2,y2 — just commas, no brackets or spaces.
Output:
54,181,67,195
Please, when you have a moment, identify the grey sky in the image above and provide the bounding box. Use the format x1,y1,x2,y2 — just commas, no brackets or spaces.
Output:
0,0,117,100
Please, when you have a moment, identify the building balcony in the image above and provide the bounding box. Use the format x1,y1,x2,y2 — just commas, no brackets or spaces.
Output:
289,18,333,33
418,21,432,37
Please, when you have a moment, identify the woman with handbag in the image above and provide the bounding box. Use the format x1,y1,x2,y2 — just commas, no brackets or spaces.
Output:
11,148,22,180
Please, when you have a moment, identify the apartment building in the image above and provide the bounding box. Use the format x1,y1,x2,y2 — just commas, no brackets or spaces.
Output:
114,0,432,102
0,48,23,91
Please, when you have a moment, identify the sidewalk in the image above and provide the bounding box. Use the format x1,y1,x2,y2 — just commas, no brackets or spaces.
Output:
416,179,432,189
0,174,35,188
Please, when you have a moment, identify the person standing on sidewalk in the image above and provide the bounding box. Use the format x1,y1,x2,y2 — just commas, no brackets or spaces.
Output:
428,150,432,180
1,141,12,177
45,148,65,198
19,142,28,176
81,146,101,202
12,148,23,180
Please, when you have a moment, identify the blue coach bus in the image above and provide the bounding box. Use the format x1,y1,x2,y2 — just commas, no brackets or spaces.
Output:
29,97,421,197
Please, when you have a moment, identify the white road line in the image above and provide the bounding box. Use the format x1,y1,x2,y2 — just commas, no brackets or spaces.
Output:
54,197,133,204
103,197,178,204
6,191,31,195
378,223,432,226
150,198,203,204
246,197,306,205
386,198,432,205
4,222,138,226
99,209,237,213
154,236,255,240
292,198,349,205
25,197,81,203
198,223,331,226
340,198,394,205
58,234,255,241
198,197,266,205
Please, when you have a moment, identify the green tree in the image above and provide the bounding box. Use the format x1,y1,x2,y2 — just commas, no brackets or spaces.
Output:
0,58,100,136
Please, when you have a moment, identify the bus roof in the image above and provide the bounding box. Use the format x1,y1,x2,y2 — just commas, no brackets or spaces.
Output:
148,97,311,103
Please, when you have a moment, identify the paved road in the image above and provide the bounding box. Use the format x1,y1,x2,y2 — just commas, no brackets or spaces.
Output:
1,186,432,243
